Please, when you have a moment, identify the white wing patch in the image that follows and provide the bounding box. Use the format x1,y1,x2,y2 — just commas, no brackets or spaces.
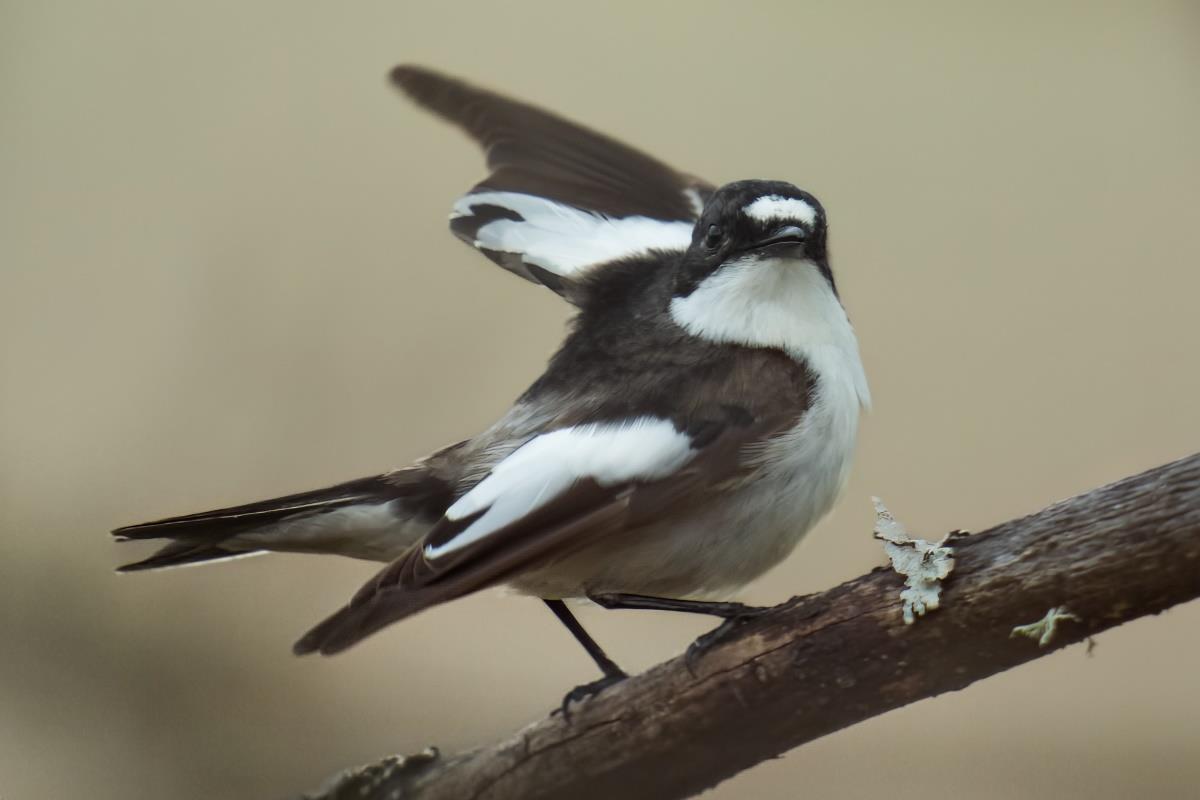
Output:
743,195,818,226
425,418,694,560
452,191,693,277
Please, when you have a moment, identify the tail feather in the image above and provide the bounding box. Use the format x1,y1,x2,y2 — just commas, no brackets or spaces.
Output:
116,541,265,573
112,474,410,541
112,464,460,571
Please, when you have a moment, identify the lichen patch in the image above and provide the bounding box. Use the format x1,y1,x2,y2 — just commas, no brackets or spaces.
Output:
872,498,955,625
1011,607,1080,647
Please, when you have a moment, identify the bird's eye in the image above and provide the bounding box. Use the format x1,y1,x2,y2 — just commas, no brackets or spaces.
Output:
703,224,722,250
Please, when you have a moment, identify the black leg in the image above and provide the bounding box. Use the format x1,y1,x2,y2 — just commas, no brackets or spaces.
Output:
544,599,628,716
588,592,770,672
588,592,766,619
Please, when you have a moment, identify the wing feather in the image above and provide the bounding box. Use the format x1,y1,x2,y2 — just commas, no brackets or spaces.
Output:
391,65,712,299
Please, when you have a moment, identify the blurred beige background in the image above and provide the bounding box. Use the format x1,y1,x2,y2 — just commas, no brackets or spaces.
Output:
3,1,1199,798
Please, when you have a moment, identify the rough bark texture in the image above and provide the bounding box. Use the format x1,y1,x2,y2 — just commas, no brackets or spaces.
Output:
301,452,1200,800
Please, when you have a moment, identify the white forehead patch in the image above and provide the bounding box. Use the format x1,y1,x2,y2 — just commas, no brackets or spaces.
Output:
743,195,818,226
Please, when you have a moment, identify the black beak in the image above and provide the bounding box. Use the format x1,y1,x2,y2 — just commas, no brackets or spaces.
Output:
755,225,807,249
737,225,808,256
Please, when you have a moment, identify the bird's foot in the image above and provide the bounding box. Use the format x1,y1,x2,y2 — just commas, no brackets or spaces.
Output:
685,605,770,674
555,671,627,720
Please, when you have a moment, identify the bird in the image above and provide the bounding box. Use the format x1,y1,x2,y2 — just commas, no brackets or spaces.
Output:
113,65,870,709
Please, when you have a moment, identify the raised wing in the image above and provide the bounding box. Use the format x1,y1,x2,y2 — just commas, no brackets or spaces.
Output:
391,65,713,300
294,414,781,656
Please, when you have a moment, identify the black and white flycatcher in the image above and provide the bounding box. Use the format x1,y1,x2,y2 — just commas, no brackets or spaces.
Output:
114,65,870,708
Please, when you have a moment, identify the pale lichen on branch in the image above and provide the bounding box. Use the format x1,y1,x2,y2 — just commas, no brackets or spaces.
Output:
872,497,955,624
1011,606,1080,647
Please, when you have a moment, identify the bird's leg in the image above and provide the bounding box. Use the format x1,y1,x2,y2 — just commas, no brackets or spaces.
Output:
588,592,770,672
544,599,628,717
588,592,766,618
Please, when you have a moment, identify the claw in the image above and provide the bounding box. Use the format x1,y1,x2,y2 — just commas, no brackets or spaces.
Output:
685,607,769,674
554,672,627,720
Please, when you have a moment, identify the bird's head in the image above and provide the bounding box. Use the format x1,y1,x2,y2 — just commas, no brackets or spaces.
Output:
673,180,832,300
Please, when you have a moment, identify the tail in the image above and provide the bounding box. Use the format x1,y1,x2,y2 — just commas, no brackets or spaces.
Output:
115,540,266,573
113,465,459,572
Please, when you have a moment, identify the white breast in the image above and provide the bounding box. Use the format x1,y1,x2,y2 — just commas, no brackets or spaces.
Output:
747,339,866,541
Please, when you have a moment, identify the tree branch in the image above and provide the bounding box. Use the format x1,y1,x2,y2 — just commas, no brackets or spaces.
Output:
301,452,1200,800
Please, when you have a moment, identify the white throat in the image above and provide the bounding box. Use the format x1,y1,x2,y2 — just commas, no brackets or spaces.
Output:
669,256,871,410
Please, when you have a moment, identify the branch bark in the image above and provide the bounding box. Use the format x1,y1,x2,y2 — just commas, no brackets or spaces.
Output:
301,452,1200,800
